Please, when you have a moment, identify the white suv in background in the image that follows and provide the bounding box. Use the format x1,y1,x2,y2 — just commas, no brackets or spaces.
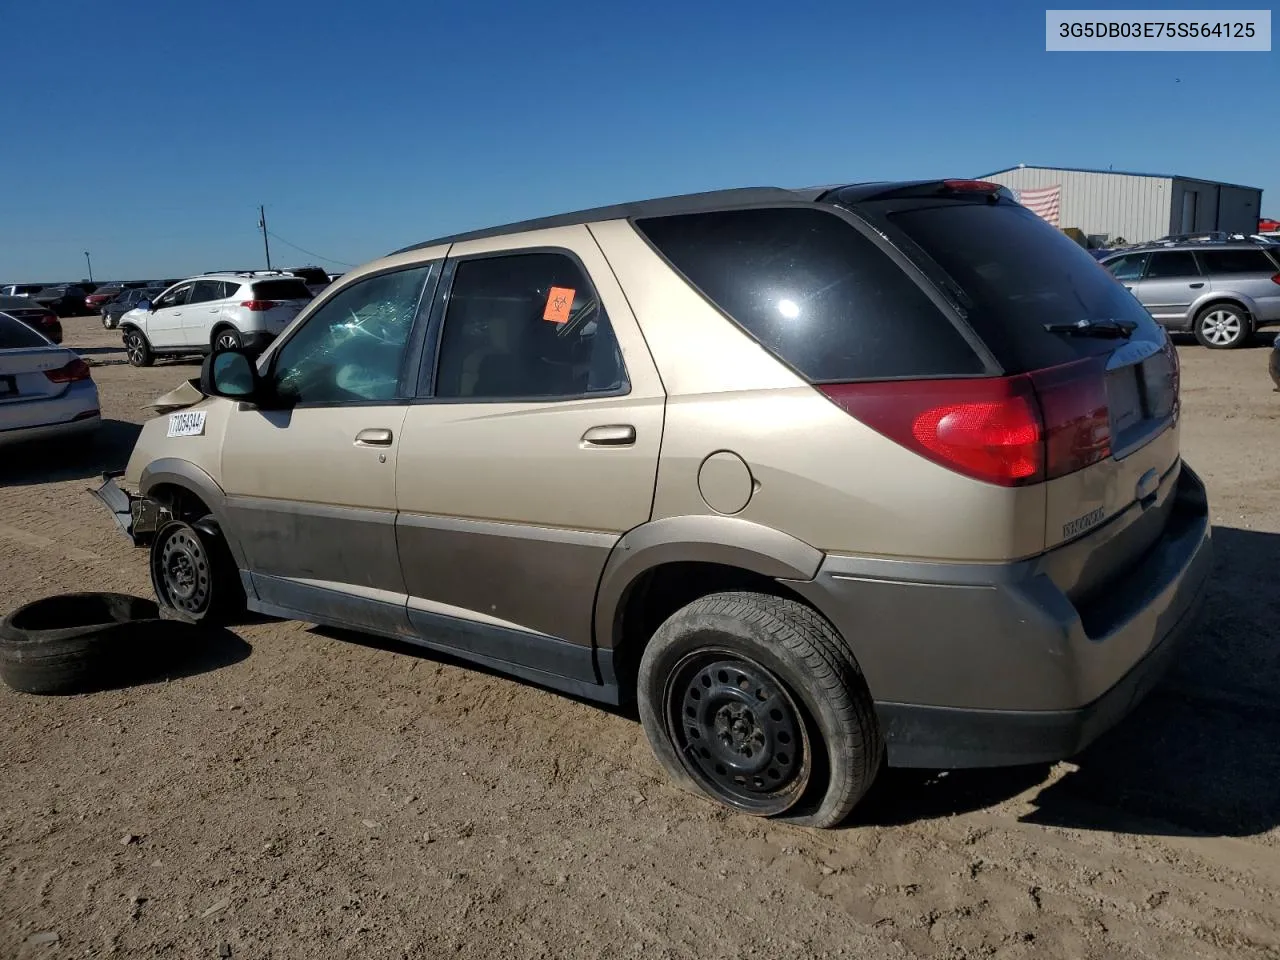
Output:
118,272,314,367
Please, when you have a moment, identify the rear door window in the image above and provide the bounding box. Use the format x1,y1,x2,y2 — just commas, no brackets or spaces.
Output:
1199,249,1277,274
433,252,628,400
860,198,1166,371
1145,251,1201,279
188,280,223,304
634,207,984,382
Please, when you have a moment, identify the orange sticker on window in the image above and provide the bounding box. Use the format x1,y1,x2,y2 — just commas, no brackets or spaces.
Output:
543,286,575,324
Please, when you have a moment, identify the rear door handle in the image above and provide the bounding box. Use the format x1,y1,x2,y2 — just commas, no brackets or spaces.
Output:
582,424,636,446
355,427,393,446
1189,282,1205,288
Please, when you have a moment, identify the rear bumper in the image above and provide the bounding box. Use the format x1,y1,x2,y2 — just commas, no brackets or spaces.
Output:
0,412,99,447
791,463,1213,768
240,330,276,355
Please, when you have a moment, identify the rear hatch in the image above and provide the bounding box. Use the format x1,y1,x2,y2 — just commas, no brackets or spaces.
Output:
247,278,313,333
838,185,1180,595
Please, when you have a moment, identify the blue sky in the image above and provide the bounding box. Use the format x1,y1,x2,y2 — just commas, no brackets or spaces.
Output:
4,0,1275,281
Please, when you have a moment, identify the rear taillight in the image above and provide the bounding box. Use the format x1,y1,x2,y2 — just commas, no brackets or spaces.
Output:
41,314,58,326
1029,357,1112,481
818,357,1114,487
44,358,91,383
1270,273,1280,286
240,300,276,311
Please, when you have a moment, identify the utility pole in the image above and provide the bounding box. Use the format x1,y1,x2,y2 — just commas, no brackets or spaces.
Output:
83,251,93,283
258,205,273,270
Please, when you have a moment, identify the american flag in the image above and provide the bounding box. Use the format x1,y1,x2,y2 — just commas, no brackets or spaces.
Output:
1014,185,1062,227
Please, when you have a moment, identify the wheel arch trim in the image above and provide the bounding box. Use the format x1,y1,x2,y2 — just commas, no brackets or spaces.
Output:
139,459,249,573
593,515,825,650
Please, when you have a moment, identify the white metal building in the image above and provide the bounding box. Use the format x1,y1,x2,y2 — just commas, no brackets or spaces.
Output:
978,165,1263,245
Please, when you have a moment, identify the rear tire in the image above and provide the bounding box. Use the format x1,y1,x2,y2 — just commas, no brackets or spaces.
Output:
637,591,882,828
1194,304,1250,349
149,519,245,626
123,328,153,367
101,312,115,329
212,327,242,352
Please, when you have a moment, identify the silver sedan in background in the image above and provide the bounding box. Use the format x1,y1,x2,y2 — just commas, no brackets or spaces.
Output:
0,312,100,448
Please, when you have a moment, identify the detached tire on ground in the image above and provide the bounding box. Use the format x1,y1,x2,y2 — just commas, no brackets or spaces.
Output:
0,593,161,695
637,591,882,829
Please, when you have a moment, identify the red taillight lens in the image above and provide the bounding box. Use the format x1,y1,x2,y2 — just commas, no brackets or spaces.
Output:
819,359,1115,487
1270,273,1280,286
1029,357,1112,481
44,358,91,383
240,300,275,311
942,179,1002,193
41,314,58,326
820,377,1045,486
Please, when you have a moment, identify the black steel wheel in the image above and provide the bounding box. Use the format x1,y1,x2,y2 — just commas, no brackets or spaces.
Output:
665,649,811,815
637,592,882,828
151,522,215,620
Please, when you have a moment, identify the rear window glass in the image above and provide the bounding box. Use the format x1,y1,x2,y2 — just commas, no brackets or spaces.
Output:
634,207,984,382
251,279,312,300
875,200,1164,371
0,314,48,348
1200,249,1277,274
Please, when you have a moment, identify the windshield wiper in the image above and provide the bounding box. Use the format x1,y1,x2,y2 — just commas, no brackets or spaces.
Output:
1043,318,1136,339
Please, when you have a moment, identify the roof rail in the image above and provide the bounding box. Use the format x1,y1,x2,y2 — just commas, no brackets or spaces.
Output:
200,269,291,277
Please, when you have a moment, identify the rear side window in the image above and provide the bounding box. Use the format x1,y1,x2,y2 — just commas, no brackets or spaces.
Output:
1146,251,1201,279
1199,249,1277,274
873,199,1165,371
634,207,983,381
251,279,312,300
0,314,47,348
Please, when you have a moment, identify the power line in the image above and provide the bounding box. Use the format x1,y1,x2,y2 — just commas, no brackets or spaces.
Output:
265,231,357,268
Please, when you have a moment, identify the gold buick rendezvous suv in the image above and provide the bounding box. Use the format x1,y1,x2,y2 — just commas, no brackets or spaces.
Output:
94,181,1212,827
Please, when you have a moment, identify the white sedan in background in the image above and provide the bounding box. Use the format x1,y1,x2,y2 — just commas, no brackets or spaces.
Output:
0,312,100,448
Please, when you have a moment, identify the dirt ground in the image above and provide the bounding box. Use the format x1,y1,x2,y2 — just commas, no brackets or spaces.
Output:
1,316,1278,960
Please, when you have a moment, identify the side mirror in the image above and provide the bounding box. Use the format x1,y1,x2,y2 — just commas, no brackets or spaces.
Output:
136,299,153,312
201,348,263,404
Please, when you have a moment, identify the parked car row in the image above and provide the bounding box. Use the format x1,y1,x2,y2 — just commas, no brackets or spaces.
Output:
0,266,335,318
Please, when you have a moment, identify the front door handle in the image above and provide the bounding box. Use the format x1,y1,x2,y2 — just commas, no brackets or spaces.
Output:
582,424,636,446
1189,282,1205,288
355,427,393,446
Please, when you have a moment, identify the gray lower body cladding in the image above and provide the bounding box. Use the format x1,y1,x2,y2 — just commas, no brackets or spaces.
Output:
791,464,1212,768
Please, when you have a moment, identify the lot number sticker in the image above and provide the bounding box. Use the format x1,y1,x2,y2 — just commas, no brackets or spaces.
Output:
167,410,207,438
